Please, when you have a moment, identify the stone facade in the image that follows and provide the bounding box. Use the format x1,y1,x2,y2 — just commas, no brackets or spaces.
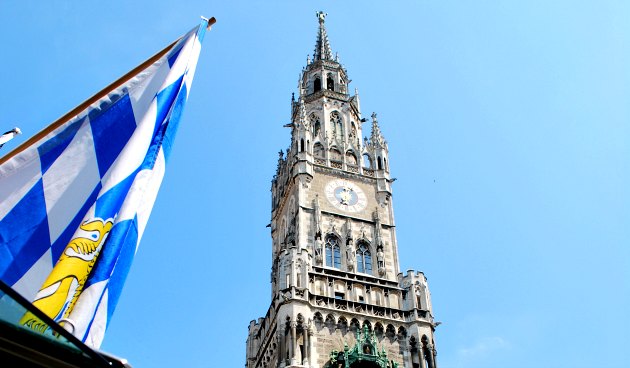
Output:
246,12,438,368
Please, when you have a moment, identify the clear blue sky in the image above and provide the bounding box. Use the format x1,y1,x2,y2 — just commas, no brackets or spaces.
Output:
1,1,628,367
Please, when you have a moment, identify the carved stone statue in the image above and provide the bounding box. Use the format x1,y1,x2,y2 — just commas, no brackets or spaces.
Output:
347,246,355,270
314,237,323,264
377,246,384,269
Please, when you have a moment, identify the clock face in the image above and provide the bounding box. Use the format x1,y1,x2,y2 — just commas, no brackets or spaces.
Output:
325,179,367,213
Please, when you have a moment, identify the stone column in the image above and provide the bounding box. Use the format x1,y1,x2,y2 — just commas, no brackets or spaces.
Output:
303,327,311,366
290,321,298,365
417,347,426,368
278,325,286,368
432,345,438,368
426,344,435,368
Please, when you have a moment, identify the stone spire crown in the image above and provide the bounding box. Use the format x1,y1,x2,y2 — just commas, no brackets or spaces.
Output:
313,11,334,61
370,112,386,148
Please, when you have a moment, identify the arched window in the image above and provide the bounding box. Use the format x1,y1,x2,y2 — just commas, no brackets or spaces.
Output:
314,143,325,159
325,235,341,268
329,148,342,161
377,156,383,170
362,154,372,169
300,139,305,152
326,73,335,91
356,242,372,274
314,77,321,92
384,157,388,170
346,151,357,165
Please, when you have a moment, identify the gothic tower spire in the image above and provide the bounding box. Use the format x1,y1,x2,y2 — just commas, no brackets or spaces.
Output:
313,11,334,61
247,14,438,368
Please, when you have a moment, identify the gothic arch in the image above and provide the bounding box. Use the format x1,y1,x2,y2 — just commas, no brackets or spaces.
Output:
385,324,396,339
409,335,418,352
349,318,360,333
346,150,357,165
362,153,373,169
325,314,337,332
362,320,372,332
314,142,325,159
329,147,342,161
314,76,322,92
397,326,407,338
338,316,348,334
374,322,384,338
356,240,373,274
314,312,324,330
326,73,335,91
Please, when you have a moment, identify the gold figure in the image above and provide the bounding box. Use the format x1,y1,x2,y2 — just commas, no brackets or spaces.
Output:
21,218,113,334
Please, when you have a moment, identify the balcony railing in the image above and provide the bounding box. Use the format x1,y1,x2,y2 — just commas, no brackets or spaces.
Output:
330,160,342,169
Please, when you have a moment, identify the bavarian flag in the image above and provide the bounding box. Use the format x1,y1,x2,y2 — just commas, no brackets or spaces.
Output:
0,18,213,348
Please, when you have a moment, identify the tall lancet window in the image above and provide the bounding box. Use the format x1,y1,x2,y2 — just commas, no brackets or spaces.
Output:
326,73,335,91
325,235,341,269
356,242,372,274
314,77,322,92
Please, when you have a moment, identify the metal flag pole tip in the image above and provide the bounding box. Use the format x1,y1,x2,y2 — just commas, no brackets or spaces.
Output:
201,16,217,30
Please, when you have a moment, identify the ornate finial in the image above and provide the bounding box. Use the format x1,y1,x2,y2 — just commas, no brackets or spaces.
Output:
316,11,327,23
370,112,386,148
298,99,307,127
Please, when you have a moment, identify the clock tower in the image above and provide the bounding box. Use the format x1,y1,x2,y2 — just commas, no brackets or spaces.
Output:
246,12,439,368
